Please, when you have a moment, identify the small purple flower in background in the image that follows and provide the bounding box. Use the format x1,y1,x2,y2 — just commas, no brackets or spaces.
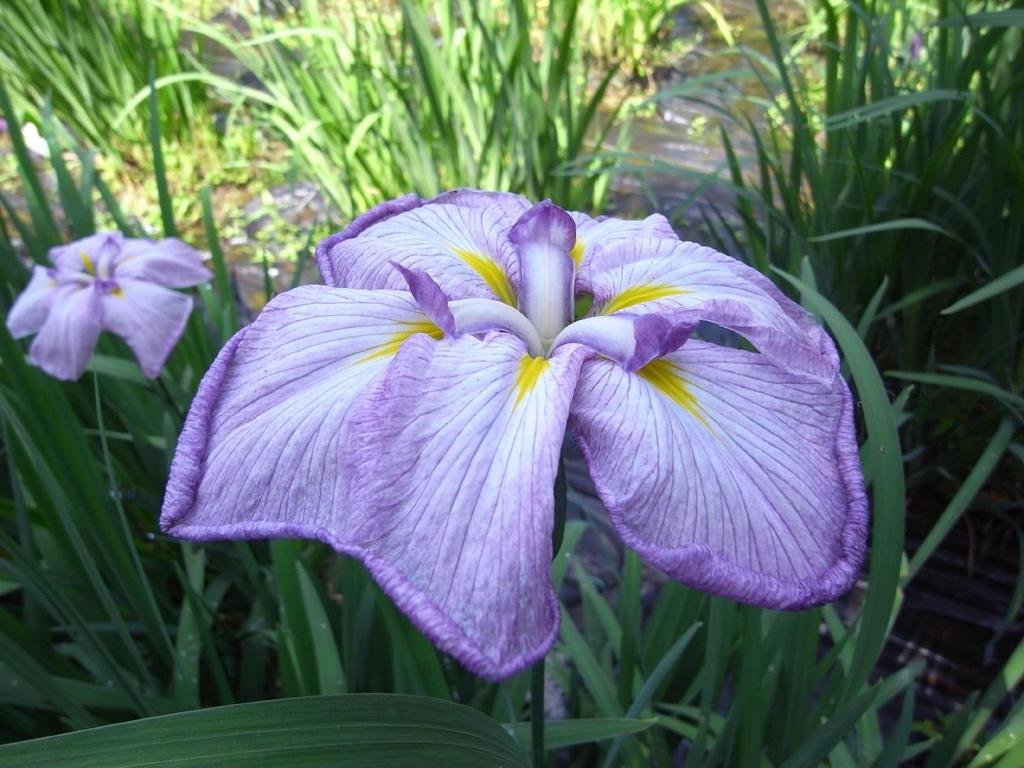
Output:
161,189,867,680
909,31,923,62
6,231,212,380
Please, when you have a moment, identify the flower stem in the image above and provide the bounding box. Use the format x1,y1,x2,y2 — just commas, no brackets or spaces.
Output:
551,453,568,558
533,450,567,767
531,657,545,768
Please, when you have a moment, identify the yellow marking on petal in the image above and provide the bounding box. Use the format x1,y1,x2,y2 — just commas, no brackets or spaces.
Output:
111,287,124,298
514,355,548,406
449,245,517,306
356,321,444,364
80,251,96,275
601,283,688,315
569,238,585,267
637,358,709,428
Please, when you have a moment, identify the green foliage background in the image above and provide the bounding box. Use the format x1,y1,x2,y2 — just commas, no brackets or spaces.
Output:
0,0,1021,765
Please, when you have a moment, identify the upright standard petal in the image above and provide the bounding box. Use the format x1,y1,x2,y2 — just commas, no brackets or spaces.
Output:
317,198,520,304
49,232,122,276
315,194,424,286
161,285,446,546
570,211,677,274
100,279,194,378
341,333,586,679
115,238,212,288
28,284,102,380
584,238,838,378
430,188,531,220
510,201,576,347
570,340,867,610
6,265,58,338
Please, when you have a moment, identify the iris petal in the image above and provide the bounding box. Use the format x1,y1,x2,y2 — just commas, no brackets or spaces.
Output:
115,238,212,288
101,279,194,378
570,211,677,276
49,232,123,275
161,285,444,544
552,313,694,371
341,333,586,679
431,188,532,218
391,263,456,335
585,238,839,379
317,193,521,303
28,284,102,380
510,201,576,347
6,265,58,338
569,340,867,609
315,194,424,286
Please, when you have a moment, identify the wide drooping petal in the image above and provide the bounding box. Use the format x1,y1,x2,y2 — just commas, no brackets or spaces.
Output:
115,239,212,288
100,279,195,378
161,285,447,539
6,265,58,338
49,232,122,275
28,284,103,380
316,194,521,304
340,333,586,679
583,238,838,378
569,339,867,609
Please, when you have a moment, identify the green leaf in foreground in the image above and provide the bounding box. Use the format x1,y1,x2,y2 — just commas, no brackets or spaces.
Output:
511,717,656,751
0,694,527,768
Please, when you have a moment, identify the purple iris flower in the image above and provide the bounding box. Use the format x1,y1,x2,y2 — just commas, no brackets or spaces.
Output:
909,32,923,62
161,189,867,680
6,231,212,380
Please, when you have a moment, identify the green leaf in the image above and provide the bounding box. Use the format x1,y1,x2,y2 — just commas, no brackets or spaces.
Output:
807,218,960,244
296,563,347,695
885,371,1024,419
774,268,906,698
936,10,1024,28
906,419,1016,581
171,545,205,710
0,695,527,767
558,605,620,716
84,354,148,384
994,743,1024,768
943,264,1024,314
779,664,920,768
825,90,971,130
600,623,702,768
952,638,1024,765
148,69,175,238
511,717,656,751
871,685,915,768
968,696,1024,767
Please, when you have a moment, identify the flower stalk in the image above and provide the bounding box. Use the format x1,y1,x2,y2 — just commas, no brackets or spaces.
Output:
531,657,545,768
